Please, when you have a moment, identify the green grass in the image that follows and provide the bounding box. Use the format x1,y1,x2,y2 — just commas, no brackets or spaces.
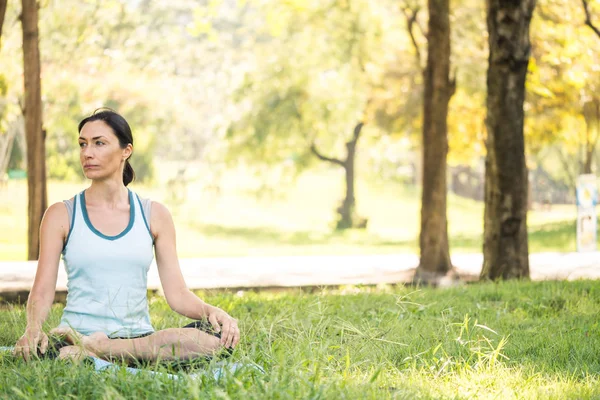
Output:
0,170,593,260
1,280,600,398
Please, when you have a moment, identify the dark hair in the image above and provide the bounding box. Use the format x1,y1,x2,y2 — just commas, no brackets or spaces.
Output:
78,108,135,186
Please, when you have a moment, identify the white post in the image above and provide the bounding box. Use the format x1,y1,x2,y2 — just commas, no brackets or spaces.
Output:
576,174,597,252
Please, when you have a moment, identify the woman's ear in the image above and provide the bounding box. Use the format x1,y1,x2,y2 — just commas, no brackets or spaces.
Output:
122,144,133,160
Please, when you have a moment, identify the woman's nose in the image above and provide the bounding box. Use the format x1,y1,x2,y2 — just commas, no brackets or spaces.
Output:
82,147,93,158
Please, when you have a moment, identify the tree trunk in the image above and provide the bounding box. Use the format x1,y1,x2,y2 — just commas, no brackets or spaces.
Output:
21,0,47,260
337,160,355,231
582,98,600,175
481,0,535,280
0,0,7,49
415,0,454,284
583,147,593,175
310,122,367,230
337,124,360,230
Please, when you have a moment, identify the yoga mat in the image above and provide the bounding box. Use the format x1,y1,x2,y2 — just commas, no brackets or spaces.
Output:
0,346,264,380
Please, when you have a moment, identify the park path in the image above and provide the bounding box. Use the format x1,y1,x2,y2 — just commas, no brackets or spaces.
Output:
1,252,599,297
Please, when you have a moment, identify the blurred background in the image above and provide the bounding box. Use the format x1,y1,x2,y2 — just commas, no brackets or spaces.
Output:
0,0,598,261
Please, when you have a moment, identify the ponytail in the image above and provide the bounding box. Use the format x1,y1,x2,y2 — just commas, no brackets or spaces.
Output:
123,159,135,186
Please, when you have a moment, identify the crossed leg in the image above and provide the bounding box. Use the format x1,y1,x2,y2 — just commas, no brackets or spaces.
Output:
51,326,225,364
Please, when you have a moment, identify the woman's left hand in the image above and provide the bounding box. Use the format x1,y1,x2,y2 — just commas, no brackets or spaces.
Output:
206,306,240,349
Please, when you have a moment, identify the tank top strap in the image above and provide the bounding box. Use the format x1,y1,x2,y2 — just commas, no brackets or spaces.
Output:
132,192,153,240
62,191,85,253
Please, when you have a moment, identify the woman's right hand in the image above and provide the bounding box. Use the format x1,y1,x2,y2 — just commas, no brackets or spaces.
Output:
14,327,49,361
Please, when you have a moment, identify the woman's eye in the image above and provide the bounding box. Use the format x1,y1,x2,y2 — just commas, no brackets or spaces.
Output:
79,142,86,148
96,141,104,146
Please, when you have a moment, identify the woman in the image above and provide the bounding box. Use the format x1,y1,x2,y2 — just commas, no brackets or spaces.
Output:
14,109,240,365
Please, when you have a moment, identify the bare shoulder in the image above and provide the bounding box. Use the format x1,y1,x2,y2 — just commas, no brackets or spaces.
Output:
42,202,70,236
150,201,173,221
44,202,69,222
149,201,175,238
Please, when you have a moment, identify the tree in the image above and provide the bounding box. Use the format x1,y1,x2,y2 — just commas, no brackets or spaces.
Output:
2,0,239,189
524,0,600,193
481,0,536,280
21,0,47,260
414,0,455,283
581,0,600,175
224,0,389,229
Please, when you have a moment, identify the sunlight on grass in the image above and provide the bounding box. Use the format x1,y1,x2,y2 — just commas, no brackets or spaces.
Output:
1,280,599,398
0,171,595,260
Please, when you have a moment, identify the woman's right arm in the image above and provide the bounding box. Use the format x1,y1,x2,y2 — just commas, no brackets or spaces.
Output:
14,202,68,361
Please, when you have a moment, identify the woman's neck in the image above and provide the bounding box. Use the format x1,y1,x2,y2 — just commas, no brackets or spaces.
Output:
86,180,129,209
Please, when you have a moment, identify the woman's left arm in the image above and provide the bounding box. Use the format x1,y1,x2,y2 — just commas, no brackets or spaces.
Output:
151,202,240,348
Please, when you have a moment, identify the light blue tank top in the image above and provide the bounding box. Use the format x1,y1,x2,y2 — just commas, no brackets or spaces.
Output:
59,189,155,338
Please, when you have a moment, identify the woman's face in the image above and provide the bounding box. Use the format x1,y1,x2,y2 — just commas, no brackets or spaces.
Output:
79,120,132,182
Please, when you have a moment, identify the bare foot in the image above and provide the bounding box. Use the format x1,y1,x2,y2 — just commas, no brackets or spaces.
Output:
58,345,98,362
50,327,109,356
50,327,84,344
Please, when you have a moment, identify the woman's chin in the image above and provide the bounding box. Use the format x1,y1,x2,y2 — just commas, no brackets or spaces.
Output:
83,170,101,180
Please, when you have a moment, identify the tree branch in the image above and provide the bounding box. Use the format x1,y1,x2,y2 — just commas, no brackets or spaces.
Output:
402,6,422,68
310,143,346,167
583,0,600,38
351,121,364,143
589,98,600,152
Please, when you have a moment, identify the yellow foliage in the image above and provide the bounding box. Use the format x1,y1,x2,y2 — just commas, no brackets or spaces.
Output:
448,89,486,165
